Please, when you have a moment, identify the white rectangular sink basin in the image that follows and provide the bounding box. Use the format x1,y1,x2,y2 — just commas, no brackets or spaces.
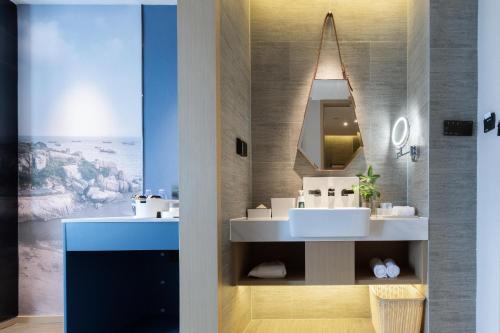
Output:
289,208,371,238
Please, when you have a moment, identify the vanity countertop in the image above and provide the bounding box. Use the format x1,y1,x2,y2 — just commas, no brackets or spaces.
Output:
61,216,179,223
63,216,179,252
230,216,428,242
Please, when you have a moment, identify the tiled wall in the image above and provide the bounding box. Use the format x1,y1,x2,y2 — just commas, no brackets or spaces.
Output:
249,0,409,321
228,0,478,330
477,0,500,330
428,0,478,332
407,0,429,217
251,0,409,208
251,286,371,319
406,0,430,328
220,0,252,332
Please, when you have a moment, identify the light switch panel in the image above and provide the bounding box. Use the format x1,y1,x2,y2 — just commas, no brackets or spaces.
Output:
236,138,247,157
484,112,496,133
443,120,473,136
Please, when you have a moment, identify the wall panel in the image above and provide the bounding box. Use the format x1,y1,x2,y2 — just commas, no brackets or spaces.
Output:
220,0,252,332
0,0,18,323
428,0,477,332
178,0,219,332
477,0,500,330
407,0,429,217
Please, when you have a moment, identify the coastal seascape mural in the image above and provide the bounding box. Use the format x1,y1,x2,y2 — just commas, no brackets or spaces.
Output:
18,5,142,314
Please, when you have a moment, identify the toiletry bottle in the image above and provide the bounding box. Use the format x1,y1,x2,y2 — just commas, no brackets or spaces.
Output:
328,188,335,209
297,190,305,208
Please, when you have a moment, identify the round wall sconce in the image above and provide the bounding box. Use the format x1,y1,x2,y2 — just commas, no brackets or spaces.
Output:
391,117,418,162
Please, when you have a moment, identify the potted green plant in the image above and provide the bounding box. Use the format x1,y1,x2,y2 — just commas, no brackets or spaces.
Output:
354,165,380,213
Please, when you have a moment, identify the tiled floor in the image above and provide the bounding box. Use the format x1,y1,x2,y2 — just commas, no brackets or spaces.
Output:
0,323,63,333
244,319,375,333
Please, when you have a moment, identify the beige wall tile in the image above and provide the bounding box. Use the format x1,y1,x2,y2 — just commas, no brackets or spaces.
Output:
251,0,409,210
220,0,253,332
249,0,412,321
251,286,371,319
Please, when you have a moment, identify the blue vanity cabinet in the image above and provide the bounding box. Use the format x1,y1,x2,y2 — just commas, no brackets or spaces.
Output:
63,220,179,333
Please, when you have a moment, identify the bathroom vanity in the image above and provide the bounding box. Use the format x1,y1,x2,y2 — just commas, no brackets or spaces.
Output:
230,216,428,286
62,217,179,333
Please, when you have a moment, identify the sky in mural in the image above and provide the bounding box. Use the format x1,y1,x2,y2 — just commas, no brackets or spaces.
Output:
18,5,142,138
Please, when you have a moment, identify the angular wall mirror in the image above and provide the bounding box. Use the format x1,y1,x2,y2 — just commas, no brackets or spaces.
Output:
298,79,362,170
298,13,363,171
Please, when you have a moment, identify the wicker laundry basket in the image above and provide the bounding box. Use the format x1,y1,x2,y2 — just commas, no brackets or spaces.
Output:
369,285,426,333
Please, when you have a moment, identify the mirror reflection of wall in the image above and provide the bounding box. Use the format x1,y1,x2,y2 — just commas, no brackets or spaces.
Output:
322,103,363,169
298,79,363,171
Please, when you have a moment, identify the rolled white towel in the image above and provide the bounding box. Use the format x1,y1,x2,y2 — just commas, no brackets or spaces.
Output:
248,261,287,279
370,258,387,278
384,258,401,278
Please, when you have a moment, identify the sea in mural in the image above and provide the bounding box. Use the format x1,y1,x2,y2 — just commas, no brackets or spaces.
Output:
18,136,142,223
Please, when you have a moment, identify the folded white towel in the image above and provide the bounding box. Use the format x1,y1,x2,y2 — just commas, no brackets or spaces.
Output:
370,258,387,278
248,261,287,279
384,258,401,278
392,206,416,217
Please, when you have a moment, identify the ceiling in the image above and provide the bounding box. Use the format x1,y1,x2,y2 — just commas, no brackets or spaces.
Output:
11,0,176,4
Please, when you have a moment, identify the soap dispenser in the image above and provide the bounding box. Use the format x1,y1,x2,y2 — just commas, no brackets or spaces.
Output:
297,190,305,208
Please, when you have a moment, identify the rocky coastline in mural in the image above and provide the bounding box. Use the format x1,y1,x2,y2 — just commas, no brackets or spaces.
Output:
18,140,142,222
18,137,142,315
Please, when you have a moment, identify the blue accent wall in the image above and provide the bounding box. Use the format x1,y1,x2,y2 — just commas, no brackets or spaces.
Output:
143,6,178,198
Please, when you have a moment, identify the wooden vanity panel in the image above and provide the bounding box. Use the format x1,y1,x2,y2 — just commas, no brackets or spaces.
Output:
409,240,428,283
305,242,355,285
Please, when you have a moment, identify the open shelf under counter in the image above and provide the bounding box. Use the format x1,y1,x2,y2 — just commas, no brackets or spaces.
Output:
233,242,306,286
355,241,428,285
230,216,428,242
232,238,428,286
